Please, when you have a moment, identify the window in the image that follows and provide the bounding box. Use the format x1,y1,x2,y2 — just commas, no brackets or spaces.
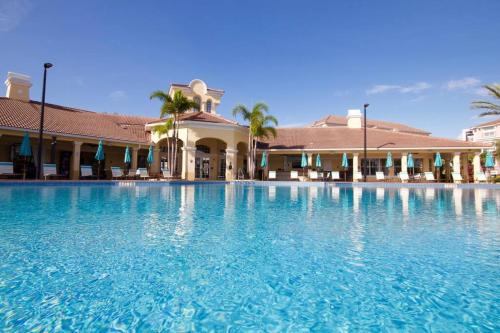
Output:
193,96,201,112
361,158,386,175
196,145,210,154
206,100,212,113
483,127,495,138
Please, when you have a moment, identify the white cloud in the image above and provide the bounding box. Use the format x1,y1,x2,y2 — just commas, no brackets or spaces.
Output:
0,0,33,32
445,77,481,90
108,90,127,102
366,82,431,95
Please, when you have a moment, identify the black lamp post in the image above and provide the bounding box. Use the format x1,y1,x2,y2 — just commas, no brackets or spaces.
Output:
363,103,369,182
36,63,53,180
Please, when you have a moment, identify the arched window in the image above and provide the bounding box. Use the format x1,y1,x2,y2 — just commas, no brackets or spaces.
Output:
206,99,212,113
196,145,210,154
193,96,201,112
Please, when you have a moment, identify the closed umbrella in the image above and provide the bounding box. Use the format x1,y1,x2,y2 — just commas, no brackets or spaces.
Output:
407,153,414,175
95,140,105,179
19,132,32,180
301,152,308,177
485,151,494,168
385,152,393,170
147,145,154,166
260,151,268,180
124,146,131,175
260,151,267,168
341,153,349,181
316,154,322,168
434,152,442,182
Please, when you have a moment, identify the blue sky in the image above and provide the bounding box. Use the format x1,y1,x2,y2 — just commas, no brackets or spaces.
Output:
0,0,499,138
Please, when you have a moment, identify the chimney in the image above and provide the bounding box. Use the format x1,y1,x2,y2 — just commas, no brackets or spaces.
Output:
5,72,32,102
346,109,362,129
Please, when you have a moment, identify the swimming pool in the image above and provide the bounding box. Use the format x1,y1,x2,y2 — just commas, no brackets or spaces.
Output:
0,184,498,331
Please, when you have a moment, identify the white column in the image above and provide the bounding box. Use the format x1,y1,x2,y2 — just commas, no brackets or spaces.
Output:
225,148,238,180
131,147,139,172
401,153,408,174
452,152,461,183
473,152,481,183
151,147,161,175
352,153,359,182
181,146,196,180
71,141,82,180
307,153,313,168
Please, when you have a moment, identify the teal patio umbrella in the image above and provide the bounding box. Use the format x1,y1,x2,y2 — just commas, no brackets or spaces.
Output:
385,152,393,171
301,152,308,177
260,151,267,180
19,132,32,179
434,152,443,182
147,145,154,167
485,151,495,168
341,153,349,181
95,140,105,179
124,146,131,174
260,151,267,168
316,154,322,168
407,153,414,175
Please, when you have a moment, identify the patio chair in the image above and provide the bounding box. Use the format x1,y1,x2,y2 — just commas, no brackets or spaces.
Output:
399,172,409,182
136,168,150,180
290,170,299,180
0,162,15,177
353,171,363,181
43,164,62,180
331,171,340,181
161,168,171,179
452,172,463,184
375,171,385,181
111,167,125,179
423,172,435,182
310,171,319,180
475,172,487,183
268,170,276,180
80,165,94,179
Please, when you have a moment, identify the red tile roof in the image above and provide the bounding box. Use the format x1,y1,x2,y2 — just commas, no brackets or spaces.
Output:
0,97,156,143
147,111,238,126
312,115,431,135
260,127,489,150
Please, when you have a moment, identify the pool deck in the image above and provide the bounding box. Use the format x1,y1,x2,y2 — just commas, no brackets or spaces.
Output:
0,179,499,189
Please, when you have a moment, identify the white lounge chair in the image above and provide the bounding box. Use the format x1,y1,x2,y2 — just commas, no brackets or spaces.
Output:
43,163,59,180
80,165,94,178
111,167,125,179
268,170,276,180
136,168,150,179
353,171,363,181
375,171,385,181
310,171,318,180
452,172,463,183
475,172,487,183
424,172,436,182
0,162,14,176
399,172,409,182
331,171,340,181
290,170,299,180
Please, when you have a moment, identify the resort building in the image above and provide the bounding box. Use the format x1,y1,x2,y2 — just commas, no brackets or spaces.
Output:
461,118,499,173
0,72,492,182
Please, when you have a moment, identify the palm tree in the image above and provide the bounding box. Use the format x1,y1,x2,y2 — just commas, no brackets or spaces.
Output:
150,90,199,176
232,102,278,179
153,118,174,175
471,84,500,116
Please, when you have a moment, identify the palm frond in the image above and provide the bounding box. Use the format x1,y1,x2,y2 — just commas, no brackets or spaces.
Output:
478,111,500,117
149,90,171,102
232,104,250,119
263,115,278,126
252,102,269,114
471,101,500,111
483,84,500,99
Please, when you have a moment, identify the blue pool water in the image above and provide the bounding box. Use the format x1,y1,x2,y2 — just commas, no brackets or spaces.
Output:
0,184,498,331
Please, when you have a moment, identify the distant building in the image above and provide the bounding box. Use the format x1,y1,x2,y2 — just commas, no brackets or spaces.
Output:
461,118,499,173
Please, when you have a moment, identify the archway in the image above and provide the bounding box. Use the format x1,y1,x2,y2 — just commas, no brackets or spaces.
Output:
157,137,183,177
194,138,227,180
236,142,248,179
